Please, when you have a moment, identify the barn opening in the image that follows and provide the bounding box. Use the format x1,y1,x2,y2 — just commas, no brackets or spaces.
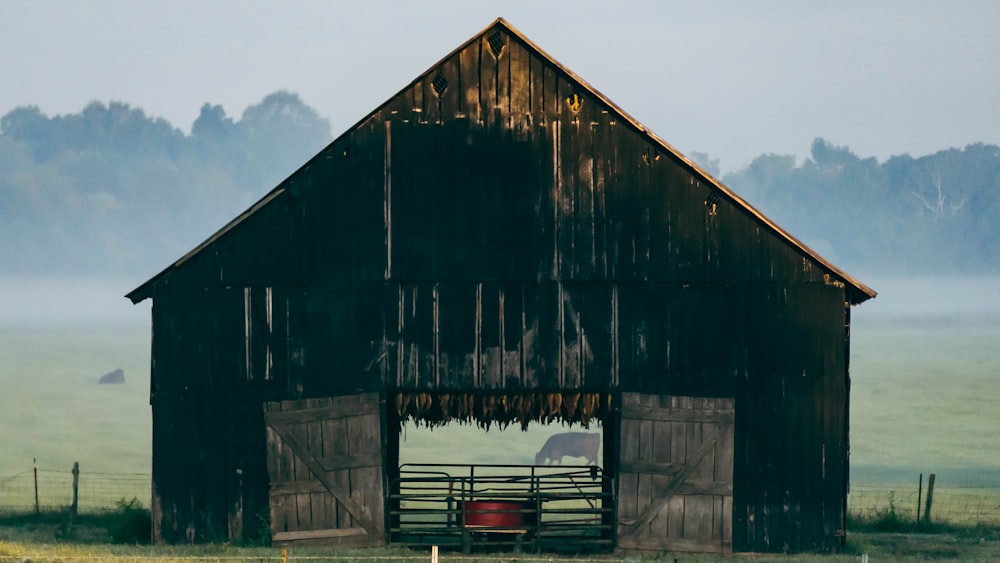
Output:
387,391,613,553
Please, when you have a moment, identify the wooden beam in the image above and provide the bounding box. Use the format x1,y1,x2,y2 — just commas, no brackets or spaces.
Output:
273,527,367,541
621,405,735,424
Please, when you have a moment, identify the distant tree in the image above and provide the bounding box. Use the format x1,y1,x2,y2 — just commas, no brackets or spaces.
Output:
0,91,332,276
688,151,721,177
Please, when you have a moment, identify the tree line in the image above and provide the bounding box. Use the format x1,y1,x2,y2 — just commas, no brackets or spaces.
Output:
0,92,331,275
2,94,997,278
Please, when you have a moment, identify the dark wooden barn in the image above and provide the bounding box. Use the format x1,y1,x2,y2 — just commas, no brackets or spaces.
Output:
127,18,875,554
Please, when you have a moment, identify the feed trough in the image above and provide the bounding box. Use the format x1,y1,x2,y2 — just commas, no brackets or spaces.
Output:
463,500,524,527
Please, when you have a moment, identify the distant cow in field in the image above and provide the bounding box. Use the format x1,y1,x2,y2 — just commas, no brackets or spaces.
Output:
535,432,600,465
98,368,125,384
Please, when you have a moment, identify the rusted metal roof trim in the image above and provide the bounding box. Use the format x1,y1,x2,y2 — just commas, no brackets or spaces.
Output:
127,17,875,306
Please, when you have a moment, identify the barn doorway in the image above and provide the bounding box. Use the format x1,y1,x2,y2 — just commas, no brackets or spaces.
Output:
260,392,734,554
387,391,614,553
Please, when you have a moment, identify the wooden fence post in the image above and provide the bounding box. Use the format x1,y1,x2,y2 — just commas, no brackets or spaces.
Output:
923,473,936,526
916,473,923,524
33,458,39,514
71,462,80,518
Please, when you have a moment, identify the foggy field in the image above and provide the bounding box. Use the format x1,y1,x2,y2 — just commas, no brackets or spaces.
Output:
0,323,152,478
1,277,997,506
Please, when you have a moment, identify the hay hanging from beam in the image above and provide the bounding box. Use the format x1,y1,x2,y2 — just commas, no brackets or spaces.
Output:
393,391,611,431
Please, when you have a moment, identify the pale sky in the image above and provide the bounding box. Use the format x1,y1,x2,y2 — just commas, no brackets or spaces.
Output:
2,0,998,172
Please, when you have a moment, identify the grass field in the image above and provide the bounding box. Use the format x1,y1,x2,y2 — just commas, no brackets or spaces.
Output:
1,277,998,512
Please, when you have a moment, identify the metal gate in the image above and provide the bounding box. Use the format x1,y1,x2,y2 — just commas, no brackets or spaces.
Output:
389,463,613,553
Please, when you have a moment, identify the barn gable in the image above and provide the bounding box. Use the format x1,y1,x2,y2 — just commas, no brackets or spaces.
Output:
127,18,873,304
127,18,874,555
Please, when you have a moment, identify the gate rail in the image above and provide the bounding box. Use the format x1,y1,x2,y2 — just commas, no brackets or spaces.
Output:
388,463,614,553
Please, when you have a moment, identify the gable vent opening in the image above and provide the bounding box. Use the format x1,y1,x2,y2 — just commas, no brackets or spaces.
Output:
431,74,449,97
487,31,506,58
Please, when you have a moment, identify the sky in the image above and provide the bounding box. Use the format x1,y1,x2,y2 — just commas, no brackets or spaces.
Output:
1,0,998,173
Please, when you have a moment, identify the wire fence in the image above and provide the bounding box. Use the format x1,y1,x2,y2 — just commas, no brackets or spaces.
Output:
849,483,1000,527
0,466,150,514
2,465,998,528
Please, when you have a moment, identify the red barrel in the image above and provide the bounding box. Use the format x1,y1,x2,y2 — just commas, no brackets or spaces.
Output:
463,500,524,527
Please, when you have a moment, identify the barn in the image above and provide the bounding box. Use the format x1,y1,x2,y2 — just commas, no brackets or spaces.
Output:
127,18,875,554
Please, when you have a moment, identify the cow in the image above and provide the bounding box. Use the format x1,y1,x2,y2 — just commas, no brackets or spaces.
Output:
534,432,600,465
98,368,125,384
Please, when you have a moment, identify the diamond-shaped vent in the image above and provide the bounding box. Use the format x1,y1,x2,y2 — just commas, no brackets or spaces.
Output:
487,31,506,58
432,74,449,97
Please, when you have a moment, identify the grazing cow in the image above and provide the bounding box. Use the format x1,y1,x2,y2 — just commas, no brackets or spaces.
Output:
98,368,125,384
535,432,600,465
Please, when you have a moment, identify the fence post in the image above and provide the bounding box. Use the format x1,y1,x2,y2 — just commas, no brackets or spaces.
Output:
923,473,936,526
71,462,80,518
916,473,923,524
33,458,39,514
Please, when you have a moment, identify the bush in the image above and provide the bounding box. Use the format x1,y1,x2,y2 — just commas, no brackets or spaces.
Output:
106,497,151,544
848,491,911,533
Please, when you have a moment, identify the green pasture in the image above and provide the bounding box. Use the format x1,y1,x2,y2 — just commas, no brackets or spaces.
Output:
849,318,1000,485
0,323,151,478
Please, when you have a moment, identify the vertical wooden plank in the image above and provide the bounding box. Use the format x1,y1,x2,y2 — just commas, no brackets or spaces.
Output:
436,53,461,120
556,113,576,279
292,422,311,532
411,80,424,119
398,284,436,388
613,124,639,280
666,494,685,540
646,156,672,282
521,282,560,389
438,283,477,389
459,41,481,123
592,110,612,278
574,99,596,280
683,495,715,540
529,46,546,120
421,71,439,124
327,415,351,528
480,34,499,121
560,283,582,388
578,284,613,389
479,283,503,389
495,29,511,123
306,415,324,531
508,37,531,124
502,283,523,389
618,394,640,523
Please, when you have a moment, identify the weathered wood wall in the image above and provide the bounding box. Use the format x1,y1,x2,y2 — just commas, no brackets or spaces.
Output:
142,21,857,552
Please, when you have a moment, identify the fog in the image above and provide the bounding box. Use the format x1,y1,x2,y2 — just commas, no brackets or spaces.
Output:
0,275,149,327
2,275,997,328
852,276,1000,326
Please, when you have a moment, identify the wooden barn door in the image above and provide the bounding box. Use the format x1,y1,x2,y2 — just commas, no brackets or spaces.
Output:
263,393,386,547
617,393,734,553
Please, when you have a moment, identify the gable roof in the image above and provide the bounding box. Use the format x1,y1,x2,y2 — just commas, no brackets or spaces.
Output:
127,18,875,305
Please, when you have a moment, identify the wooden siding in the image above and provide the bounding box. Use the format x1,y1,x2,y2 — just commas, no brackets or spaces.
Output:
618,393,735,554
139,20,859,553
264,394,386,547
